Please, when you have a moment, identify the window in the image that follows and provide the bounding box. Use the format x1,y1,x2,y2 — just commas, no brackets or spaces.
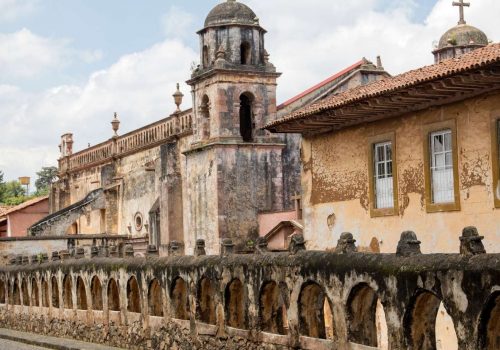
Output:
491,116,500,208
240,93,254,142
423,120,460,213
202,45,209,68
430,130,454,203
240,42,251,65
368,133,398,217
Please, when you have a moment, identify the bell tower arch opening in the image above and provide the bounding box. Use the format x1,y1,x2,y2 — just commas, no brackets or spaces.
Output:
240,41,251,65
202,45,209,68
200,95,211,140
240,93,254,142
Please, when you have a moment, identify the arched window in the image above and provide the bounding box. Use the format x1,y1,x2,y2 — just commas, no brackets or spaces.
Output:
197,277,216,325
148,279,163,317
240,41,251,65
171,277,189,320
200,95,210,140
63,275,73,309
260,281,288,335
298,281,332,339
225,278,246,329
240,93,254,142
51,276,59,308
107,279,120,311
76,277,87,310
203,45,209,68
127,276,141,313
91,276,103,310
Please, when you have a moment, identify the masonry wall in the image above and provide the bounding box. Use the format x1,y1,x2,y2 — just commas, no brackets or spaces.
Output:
8,200,49,237
301,91,500,253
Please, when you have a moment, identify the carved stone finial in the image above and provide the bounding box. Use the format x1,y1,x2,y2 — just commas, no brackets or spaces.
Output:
336,232,358,254
75,247,85,259
221,238,235,257
124,244,135,258
21,256,29,265
90,246,99,258
51,251,60,261
173,83,184,113
195,239,206,257
41,253,48,263
109,245,119,258
460,226,486,256
168,241,182,257
289,234,306,255
147,244,159,257
396,231,422,257
256,237,269,254
30,255,38,265
111,112,121,136
59,250,70,261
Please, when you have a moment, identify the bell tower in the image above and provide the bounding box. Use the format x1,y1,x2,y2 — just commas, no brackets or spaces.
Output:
185,0,285,253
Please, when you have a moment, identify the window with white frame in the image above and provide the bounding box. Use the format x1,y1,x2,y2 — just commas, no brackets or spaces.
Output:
373,141,394,209
430,129,454,203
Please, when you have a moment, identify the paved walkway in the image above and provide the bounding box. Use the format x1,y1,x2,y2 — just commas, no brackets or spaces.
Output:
0,329,124,350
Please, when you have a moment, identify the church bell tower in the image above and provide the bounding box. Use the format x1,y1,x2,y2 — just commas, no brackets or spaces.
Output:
185,0,285,253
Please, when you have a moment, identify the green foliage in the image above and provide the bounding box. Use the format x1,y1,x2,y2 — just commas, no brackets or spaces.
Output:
35,166,58,195
1,180,30,205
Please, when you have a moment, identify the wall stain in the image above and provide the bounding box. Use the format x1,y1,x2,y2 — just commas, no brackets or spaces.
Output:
460,151,490,192
399,163,425,216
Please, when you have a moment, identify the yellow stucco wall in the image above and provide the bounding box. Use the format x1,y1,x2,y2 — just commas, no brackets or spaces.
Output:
301,91,500,253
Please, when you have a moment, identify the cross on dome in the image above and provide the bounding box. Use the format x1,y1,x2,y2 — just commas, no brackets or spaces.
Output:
453,0,470,25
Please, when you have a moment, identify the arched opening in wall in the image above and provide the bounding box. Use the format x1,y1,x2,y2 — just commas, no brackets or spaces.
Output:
148,278,163,317
197,277,216,325
108,279,120,311
479,291,500,349
171,277,189,320
403,290,457,350
41,278,49,307
12,279,20,305
21,279,29,306
0,280,5,304
76,277,87,310
63,275,73,309
67,221,78,235
346,283,382,347
91,276,103,310
51,276,59,308
240,41,251,65
239,93,254,143
298,281,333,339
127,276,141,313
202,45,209,67
31,279,39,307
260,281,287,335
200,95,210,139
225,278,247,329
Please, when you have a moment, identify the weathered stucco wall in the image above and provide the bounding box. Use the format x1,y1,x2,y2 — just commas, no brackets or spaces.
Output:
302,92,500,253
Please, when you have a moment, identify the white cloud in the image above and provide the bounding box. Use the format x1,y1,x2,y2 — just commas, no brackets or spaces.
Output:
162,6,195,39
0,0,38,22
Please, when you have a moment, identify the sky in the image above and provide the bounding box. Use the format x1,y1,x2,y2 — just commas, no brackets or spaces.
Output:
0,0,499,184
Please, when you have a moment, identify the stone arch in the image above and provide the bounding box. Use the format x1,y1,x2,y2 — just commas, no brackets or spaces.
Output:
171,277,189,320
225,278,247,329
148,278,163,317
0,279,5,304
76,276,87,310
260,281,287,335
91,276,103,310
202,45,209,67
41,278,49,307
51,276,59,308
127,276,141,313
107,278,120,311
197,276,216,325
298,281,333,339
200,94,211,140
12,279,20,305
239,92,254,142
31,278,39,307
403,289,457,350
479,291,500,349
21,278,29,306
240,41,251,65
62,275,73,309
346,283,381,347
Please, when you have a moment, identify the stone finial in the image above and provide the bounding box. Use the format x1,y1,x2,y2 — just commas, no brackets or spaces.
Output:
256,237,269,254
75,247,85,259
41,253,48,263
215,45,227,68
31,255,39,265
396,231,422,257
8,257,16,265
168,241,182,257
289,234,306,255
124,244,134,258
221,238,235,257
376,55,383,69
147,244,159,257
335,232,358,254
173,83,184,112
90,246,99,258
111,112,121,136
195,239,206,257
21,256,29,265
460,226,486,256
15,255,22,265
109,245,119,258
52,251,60,261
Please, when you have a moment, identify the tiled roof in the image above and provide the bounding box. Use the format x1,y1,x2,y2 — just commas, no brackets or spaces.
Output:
0,196,49,217
266,43,500,130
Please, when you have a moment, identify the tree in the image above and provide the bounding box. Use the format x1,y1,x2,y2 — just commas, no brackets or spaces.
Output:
35,166,58,195
1,181,28,205
0,171,5,202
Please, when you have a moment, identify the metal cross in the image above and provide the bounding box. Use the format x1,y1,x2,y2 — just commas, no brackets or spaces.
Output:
452,0,470,25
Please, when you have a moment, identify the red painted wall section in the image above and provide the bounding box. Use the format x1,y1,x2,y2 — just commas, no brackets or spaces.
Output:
7,199,49,237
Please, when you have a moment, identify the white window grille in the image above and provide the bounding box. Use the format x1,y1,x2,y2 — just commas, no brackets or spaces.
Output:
430,130,454,204
374,142,394,209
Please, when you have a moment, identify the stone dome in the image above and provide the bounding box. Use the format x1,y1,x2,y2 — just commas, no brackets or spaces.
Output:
438,24,488,49
204,0,258,28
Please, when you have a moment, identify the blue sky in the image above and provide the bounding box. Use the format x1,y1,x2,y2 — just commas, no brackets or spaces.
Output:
0,0,498,183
